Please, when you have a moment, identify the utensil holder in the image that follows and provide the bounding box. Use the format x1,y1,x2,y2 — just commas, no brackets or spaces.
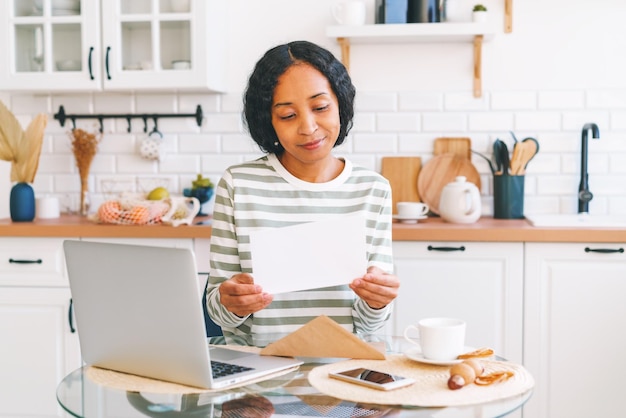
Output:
493,175,524,219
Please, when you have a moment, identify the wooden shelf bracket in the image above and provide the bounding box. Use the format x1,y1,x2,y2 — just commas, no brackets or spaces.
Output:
337,37,351,72
505,0,513,33
473,35,483,98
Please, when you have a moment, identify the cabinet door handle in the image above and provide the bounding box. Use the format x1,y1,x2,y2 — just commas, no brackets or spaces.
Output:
105,46,111,80
584,247,624,254
88,46,94,80
9,258,42,264
427,245,466,252
68,298,76,333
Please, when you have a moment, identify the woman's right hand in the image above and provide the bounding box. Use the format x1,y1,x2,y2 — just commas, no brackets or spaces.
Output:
218,273,273,317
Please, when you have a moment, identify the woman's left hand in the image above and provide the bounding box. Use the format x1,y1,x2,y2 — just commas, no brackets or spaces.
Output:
349,266,399,309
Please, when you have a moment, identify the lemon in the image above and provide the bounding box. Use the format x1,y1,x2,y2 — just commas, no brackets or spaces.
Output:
147,186,170,200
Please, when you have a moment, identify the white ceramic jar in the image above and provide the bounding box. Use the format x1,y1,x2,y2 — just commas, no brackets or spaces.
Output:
444,0,472,22
439,176,481,224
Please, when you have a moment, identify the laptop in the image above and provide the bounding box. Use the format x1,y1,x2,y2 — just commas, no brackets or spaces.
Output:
63,240,302,389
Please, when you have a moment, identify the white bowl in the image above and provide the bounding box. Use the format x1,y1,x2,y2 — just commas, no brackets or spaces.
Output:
54,0,80,10
171,60,190,70
56,59,81,71
35,0,81,11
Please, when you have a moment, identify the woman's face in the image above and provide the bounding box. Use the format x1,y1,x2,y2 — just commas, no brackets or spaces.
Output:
271,63,341,172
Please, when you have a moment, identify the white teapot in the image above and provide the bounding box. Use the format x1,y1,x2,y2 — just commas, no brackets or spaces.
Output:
439,176,481,224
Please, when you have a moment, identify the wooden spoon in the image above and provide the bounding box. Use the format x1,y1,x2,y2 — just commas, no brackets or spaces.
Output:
514,137,539,175
509,141,525,175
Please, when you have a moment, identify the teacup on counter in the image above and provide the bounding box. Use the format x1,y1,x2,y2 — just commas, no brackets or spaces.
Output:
404,317,466,361
394,201,429,223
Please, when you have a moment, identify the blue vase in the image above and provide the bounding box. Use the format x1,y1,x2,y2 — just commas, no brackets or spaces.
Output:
10,182,36,222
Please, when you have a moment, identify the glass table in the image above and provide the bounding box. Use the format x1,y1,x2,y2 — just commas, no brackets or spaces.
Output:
57,335,532,417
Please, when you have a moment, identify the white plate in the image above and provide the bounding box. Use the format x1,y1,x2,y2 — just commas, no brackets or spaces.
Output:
52,8,80,16
404,346,475,366
393,214,428,224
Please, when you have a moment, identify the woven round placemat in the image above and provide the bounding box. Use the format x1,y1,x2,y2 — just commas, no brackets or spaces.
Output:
308,355,534,407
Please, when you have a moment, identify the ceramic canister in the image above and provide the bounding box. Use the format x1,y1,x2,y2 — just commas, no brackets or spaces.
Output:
439,176,481,224
10,182,36,222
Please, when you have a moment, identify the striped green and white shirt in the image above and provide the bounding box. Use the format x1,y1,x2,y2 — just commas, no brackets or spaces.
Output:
206,154,394,340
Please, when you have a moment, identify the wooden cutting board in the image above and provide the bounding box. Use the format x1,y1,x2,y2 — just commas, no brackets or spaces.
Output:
381,157,422,214
434,137,472,159
417,154,481,215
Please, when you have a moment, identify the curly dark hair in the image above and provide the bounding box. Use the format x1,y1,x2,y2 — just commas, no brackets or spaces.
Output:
243,40,355,155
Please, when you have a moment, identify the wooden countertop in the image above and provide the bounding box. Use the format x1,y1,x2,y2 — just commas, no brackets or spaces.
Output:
0,214,213,239
0,214,624,243
392,217,625,243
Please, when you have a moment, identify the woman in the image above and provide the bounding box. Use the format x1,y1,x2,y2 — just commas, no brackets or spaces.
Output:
205,40,399,340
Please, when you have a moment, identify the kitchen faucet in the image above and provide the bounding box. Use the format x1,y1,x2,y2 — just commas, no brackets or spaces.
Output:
578,122,600,213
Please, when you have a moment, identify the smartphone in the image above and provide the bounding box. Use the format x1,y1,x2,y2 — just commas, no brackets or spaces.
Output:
328,367,415,391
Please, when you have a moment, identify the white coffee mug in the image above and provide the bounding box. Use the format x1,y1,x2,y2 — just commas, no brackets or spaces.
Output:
404,317,466,361
396,201,429,218
36,196,60,219
332,0,367,25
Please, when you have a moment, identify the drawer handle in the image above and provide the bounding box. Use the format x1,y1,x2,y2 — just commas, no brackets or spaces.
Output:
9,258,43,264
584,247,624,254
105,46,111,80
427,245,466,252
68,299,76,333
88,46,94,80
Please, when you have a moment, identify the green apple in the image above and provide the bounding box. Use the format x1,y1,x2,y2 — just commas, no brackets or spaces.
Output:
147,186,170,200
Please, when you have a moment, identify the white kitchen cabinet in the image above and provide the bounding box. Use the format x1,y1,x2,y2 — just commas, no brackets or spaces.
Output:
194,237,210,274
0,289,81,418
523,242,626,418
0,238,80,418
0,0,226,92
391,241,524,363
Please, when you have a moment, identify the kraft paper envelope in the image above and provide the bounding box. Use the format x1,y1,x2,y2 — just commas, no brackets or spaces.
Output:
260,315,385,360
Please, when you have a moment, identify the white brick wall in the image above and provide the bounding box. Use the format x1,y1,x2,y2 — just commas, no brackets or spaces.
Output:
4,88,626,217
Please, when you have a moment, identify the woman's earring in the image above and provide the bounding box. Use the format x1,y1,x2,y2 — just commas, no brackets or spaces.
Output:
274,142,279,146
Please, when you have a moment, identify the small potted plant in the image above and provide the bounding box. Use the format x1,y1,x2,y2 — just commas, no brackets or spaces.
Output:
472,4,488,23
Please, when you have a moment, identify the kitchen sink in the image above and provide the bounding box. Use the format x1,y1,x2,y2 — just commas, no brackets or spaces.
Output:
525,214,626,228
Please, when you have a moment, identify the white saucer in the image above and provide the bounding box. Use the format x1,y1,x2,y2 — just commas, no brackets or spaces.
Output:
393,215,428,224
404,346,475,366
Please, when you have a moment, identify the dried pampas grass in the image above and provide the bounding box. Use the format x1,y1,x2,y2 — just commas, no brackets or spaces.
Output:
0,100,47,183
0,101,22,163
70,128,101,215
12,114,48,183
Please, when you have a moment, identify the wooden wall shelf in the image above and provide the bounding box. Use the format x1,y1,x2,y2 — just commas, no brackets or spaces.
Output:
327,23,496,98
505,0,513,33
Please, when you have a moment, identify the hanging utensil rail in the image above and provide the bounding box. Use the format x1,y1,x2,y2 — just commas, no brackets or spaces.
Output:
53,105,203,133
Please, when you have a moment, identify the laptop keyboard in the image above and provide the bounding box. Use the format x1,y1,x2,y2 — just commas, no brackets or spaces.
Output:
210,360,254,378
